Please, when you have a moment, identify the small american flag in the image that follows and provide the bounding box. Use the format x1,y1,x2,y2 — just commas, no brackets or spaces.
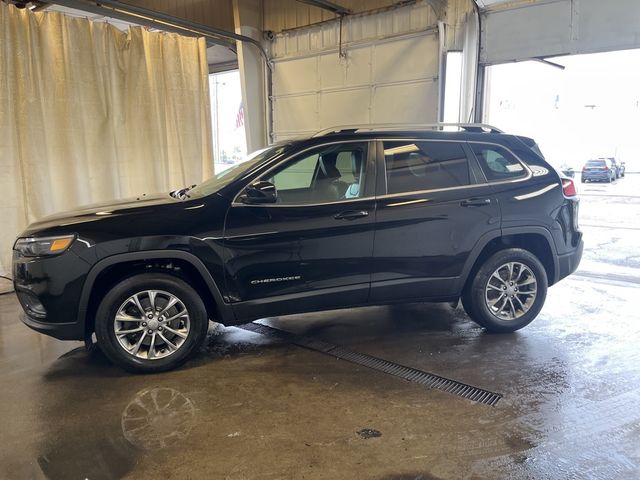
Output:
235,102,244,129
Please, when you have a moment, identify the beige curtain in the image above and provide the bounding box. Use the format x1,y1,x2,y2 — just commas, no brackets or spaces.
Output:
0,3,213,279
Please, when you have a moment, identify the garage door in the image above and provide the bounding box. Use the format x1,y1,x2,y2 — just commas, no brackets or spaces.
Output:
481,0,640,64
270,2,440,141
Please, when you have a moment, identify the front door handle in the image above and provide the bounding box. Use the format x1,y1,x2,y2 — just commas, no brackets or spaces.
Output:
334,210,369,220
460,198,491,207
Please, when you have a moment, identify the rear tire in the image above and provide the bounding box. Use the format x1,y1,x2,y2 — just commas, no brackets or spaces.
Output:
462,248,548,333
95,273,209,373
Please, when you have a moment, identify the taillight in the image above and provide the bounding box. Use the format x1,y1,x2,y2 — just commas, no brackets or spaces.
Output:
562,179,577,197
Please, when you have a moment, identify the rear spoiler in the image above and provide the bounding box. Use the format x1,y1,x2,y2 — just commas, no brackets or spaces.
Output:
514,135,546,159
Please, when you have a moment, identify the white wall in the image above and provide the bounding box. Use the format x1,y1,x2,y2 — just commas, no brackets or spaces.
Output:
481,0,640,64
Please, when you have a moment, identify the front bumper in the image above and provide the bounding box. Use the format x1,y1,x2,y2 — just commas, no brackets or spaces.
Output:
557,238,584,283
13,246,90,342
20,313,85,341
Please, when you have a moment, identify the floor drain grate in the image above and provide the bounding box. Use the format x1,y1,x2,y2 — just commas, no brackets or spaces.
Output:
238,323,502,407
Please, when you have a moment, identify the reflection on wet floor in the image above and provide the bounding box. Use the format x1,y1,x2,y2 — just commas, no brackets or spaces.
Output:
2,280,639,479
35,382,198,479
121,387,197,450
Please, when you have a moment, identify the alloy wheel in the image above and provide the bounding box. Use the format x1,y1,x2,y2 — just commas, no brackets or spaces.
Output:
484,262,537,320
113,290,191,360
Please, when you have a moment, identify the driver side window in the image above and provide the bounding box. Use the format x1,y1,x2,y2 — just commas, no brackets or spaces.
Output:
265,143,368,205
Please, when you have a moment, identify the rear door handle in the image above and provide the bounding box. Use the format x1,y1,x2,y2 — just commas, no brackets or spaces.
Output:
460,198,492,207
334,210,369,220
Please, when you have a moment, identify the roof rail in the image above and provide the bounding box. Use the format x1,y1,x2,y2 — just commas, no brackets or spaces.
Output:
312,123,504,137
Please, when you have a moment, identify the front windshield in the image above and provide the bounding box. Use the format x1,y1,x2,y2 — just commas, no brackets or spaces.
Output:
188,144,290,199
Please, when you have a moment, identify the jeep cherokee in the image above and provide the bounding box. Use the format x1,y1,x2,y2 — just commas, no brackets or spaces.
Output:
13,124,583,373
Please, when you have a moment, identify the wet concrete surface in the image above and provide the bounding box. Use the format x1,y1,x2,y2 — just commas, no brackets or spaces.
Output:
1,176,640,479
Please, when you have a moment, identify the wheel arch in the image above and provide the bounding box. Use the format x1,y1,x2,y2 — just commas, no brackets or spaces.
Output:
459,227,559,295
78,251,235,337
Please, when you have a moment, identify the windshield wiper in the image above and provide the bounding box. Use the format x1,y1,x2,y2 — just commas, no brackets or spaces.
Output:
170,184,197,200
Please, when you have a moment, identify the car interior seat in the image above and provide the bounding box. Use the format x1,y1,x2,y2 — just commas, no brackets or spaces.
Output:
314,153,350,201
345,151,363,198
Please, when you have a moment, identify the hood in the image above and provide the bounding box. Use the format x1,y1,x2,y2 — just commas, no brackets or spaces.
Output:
22,193,178,235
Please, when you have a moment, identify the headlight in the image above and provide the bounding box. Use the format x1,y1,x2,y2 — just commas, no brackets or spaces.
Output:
13,235,76,257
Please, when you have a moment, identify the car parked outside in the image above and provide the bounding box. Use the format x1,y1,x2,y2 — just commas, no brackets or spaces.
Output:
608,158,623,179
581,158,616,183
560,164,575,178
13,124,583,373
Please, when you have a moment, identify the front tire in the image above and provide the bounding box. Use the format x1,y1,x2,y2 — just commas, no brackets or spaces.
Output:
462,249,548,333
95,273,209,373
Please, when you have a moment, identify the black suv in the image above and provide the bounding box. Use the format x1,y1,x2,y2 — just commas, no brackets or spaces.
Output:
13,124,583,373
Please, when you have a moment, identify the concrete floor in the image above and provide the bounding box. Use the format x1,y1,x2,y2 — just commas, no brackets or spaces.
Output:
1,176,640,479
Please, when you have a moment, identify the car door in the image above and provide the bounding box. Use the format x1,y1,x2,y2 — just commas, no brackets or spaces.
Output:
224,140,376,321
467,141,540,231
370,138,501,302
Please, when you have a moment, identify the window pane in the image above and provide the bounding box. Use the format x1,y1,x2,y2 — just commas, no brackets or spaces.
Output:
585,159,605,167
209,71,247,174
264,143,368,205
383,141,470,194
270,154,318,191
470,144,526,182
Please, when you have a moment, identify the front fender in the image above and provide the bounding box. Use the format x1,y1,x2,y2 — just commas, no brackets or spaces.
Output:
76,250,236,329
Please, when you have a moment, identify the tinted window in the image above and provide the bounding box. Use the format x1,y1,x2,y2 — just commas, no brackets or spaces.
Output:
189,144,290,198
585,160,606,167
270,154,317,190
383,141,470,194
470,144,526,182
264,142,368,205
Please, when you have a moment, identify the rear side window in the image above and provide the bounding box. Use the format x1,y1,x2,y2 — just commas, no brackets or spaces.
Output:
585,160,606,167
383,141,471,194
470,144,527,182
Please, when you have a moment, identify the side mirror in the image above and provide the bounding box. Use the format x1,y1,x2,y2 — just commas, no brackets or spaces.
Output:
240,180,277,204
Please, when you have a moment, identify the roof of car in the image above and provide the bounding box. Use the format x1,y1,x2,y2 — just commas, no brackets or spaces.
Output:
313,123,504,136
285,123,514,146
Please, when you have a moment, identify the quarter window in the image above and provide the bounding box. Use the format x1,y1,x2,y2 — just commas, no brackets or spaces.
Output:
264,143,368,205
470,144,526,182
383,141,471,194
